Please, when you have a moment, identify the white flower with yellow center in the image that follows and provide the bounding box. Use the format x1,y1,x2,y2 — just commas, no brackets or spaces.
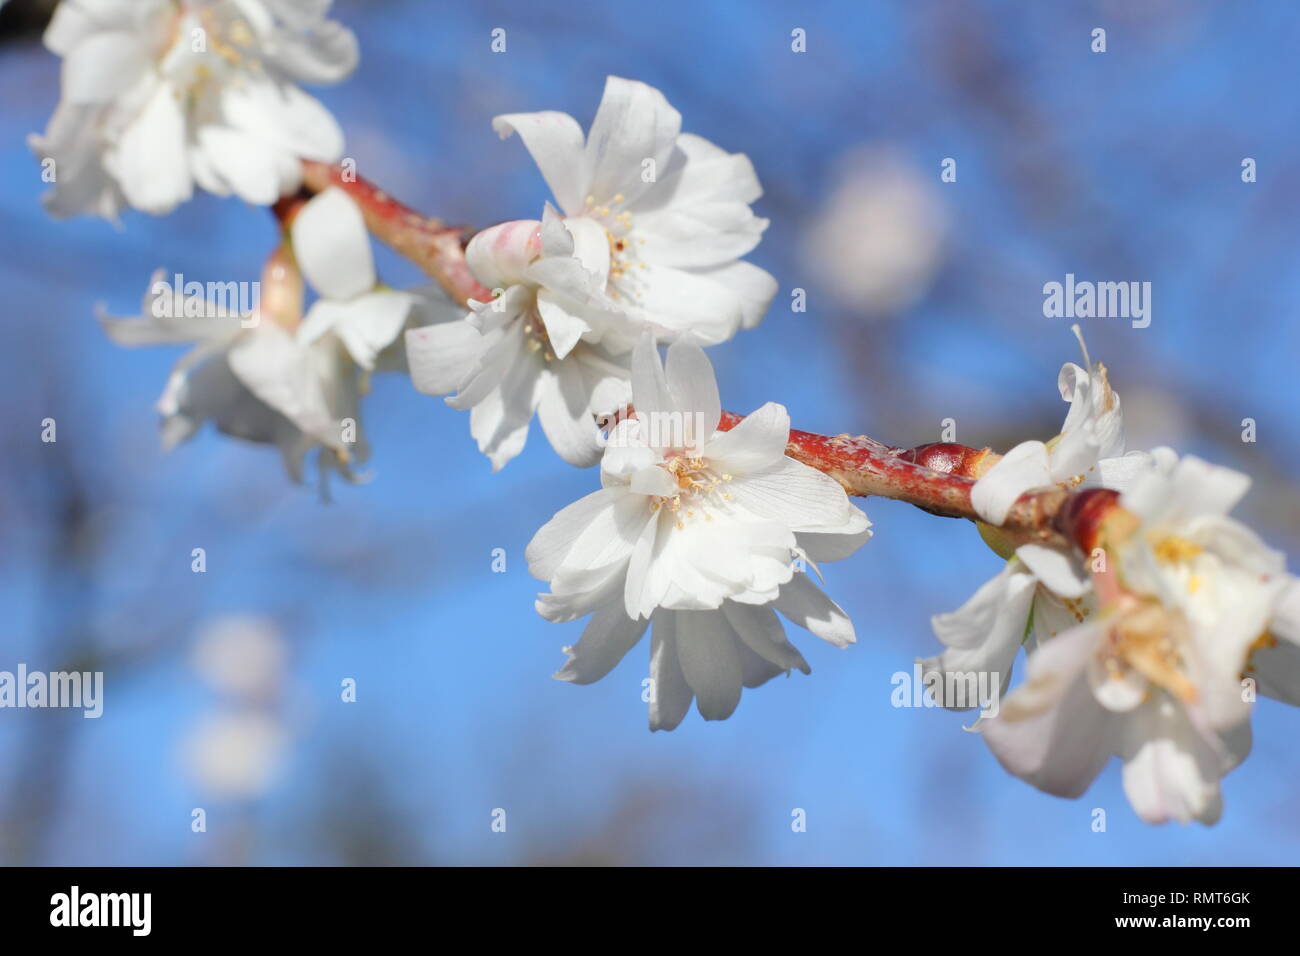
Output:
31,0,357,218
487,75,778,346
924,330,1154,710
981,453,1290,824
525,336,871,730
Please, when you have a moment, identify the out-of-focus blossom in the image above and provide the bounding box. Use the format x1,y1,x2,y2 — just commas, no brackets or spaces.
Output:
100,270,368,490
31,0,357,218
982,453,1295,824
801,147,947,318
185,709,288,800
192,615,286,702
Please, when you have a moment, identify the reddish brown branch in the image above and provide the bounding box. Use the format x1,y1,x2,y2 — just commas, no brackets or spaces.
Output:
300,161,490,306
293,162,1072,547
718,413,1070,547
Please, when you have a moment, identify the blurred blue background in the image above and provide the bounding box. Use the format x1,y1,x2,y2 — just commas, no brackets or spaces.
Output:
1,0,1299,865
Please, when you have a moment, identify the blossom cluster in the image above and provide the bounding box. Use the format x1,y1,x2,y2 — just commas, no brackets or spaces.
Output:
32,1,1300,826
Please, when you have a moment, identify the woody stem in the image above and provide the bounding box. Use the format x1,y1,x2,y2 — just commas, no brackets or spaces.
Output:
296,161,1073,547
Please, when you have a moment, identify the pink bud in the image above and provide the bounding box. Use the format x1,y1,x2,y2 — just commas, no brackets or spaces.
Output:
465,220,542,290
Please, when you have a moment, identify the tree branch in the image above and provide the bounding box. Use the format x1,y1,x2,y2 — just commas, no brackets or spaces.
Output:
297,161,1072,548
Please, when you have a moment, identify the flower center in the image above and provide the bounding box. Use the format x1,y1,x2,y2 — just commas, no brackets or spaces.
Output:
581,193,646,300
649,455,733,529
160,3,259,98
520,308,556,361
1151,534,1204,565
1101,599,1197,704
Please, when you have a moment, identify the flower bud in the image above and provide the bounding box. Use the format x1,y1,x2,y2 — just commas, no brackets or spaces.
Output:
258,244,304,331
465,220,543,291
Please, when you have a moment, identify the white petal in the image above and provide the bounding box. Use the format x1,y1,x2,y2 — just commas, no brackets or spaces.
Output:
772,573,855,648
648,611,693,731
536,360,602,468
703,401,789,475
61,30,145,104
931,564,1021,650
629,466,677,497
226,325,341,448
492,111,587,215
553,602,648,684
111,82,192,214
722,601,810,675
272,15,359,84
534,291,591,361
526,487,622,581
1119,698,1227,825
981,623,1113,798
292,187,376,300
1015,543,1090,599
1094,450,1157,493
673,609,743,721
630,334,672,423
794,518,873,563
664,338,720,445
466,346,543,471
619,261,743,345
727,457,857,533
635,200,768,269
624,507,668,619
690,260,778,330
583,76,681,208
307,291,413,371
405,318,490,396
971,440,1052,525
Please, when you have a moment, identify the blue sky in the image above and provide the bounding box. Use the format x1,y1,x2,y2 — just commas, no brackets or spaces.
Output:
1,0,1298,864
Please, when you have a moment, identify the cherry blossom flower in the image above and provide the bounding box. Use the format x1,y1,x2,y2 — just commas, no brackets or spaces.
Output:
491,75,777,341
100,270,367,489
31,0,357,218
981,453,1292,824
924,330,1154,709
406,207,634,470
971,326,1138,526
526,337,871,730
406,76,779,471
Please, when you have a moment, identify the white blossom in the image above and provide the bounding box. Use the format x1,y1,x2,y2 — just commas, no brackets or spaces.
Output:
406,76,779,471
185,709,287,800
526,336,871,729
406,207,634,470
971,326,1142,526
981,453,1292,824
490,75,777,340
31,0,357,218
924,329,1152,707
101,270,368,491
